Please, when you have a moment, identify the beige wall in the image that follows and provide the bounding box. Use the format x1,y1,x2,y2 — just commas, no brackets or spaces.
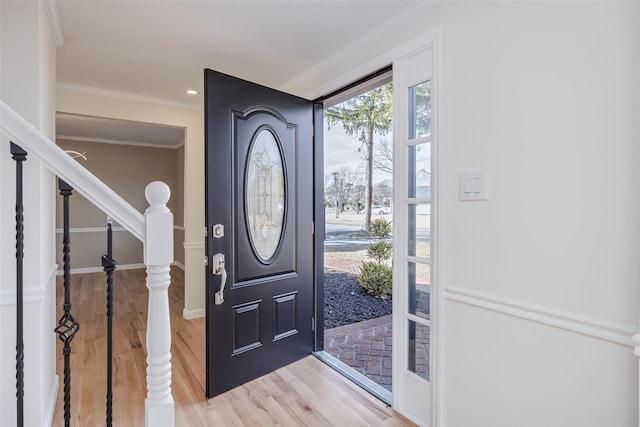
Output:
55,139,181,270
56,88,204,319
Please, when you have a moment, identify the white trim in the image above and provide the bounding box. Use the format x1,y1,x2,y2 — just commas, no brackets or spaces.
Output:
183,241,204,250
57,135,184,150
391,32,440,427
55,226,127,234
279,2,436,98
171,261,185,271
44,375,59,427
0,285,44,306
56,263,146,276
183,308,204,320
57,82,202,112
432,32,444,427
634,334,640,357
55,225,185,234
0,266,57,306
444,285,637,348
43,0,64,47
1,101,145,241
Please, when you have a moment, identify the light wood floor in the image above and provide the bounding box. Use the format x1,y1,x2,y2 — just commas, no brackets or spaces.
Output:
52,267,415,426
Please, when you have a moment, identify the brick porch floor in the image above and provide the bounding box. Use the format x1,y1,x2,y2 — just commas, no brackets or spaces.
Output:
324,315,393,391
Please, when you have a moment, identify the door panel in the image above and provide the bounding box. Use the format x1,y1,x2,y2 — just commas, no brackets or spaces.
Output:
234,109,297,282
205,69,314,398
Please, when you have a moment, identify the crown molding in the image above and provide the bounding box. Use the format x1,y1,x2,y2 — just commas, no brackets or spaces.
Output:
43,0,65,47
57,82,203,111
57,134,184,150
278,1,435,98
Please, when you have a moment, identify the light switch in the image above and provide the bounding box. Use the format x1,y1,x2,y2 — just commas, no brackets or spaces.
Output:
463,179,472,194
459,171,487,201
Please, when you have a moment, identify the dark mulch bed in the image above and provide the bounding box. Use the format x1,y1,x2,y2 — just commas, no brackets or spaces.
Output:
323,271,392,329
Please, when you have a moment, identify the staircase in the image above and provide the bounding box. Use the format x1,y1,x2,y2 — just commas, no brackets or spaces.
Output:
1,100,175,427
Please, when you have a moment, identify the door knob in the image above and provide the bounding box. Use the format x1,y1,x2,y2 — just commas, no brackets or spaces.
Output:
212,253,227,305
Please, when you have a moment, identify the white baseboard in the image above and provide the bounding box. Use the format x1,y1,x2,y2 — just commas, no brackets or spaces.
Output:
443,285,637,348
56,263,146,276
183,307,205,320
44,375,59,427
171,261,185,270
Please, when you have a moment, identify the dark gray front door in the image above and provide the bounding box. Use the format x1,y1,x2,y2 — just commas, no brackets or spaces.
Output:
204,69,314,397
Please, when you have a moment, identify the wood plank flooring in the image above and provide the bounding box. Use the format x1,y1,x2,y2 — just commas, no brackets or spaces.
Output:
52,267,415,426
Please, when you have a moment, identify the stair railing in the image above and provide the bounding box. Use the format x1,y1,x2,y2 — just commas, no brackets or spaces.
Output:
2,100,175,427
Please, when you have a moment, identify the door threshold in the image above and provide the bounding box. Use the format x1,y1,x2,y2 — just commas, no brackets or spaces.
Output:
314,351,392,405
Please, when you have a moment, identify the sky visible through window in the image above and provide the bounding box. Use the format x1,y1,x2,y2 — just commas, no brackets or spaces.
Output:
323,122,392,185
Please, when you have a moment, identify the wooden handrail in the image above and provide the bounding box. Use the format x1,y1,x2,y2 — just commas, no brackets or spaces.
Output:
0,101,145,241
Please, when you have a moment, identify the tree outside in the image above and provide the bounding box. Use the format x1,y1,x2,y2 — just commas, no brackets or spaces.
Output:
325,83,392,231
324,168,366,214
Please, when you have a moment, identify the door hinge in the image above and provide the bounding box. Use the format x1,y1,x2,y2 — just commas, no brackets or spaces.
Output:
204,226,208,238
204,256,208,267
311,221,315,235
311,317,315,331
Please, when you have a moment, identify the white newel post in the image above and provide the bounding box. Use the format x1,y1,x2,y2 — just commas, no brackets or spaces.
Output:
143,182,175,427
634,333,640,426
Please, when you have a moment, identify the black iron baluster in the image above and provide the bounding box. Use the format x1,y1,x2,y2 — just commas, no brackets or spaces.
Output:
54,179,79,427
11,142,27,427
102,220,117,427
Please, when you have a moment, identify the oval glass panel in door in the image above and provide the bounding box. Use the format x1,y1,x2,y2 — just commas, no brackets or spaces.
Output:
245,128,286,262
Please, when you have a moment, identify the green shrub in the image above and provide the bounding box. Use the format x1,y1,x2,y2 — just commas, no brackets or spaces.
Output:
358,261,393,296
358,217,393,297
370,217,392,238
367,241,392,264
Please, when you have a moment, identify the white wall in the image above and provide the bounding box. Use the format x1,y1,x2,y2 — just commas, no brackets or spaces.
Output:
0,1,58,425
296,1,639,424
435,2,639,425
55,89,205,319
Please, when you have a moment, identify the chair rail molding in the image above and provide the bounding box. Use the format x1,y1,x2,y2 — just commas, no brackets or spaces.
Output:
0,266,57,306
183,241,204,250
444,285,636,348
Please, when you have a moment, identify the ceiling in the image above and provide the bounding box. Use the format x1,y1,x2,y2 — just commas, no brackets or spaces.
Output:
53,0,421,145
55,0,416,147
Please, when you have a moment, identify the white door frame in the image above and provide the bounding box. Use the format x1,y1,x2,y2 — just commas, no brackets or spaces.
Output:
391,30,441,426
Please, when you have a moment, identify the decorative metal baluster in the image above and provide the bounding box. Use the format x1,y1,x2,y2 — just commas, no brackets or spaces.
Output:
11,142,27,427
102,219,117,427
54,179,79,427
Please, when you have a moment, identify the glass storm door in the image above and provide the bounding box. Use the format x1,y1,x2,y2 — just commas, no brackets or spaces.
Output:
392,41,438,426
205,69,314,398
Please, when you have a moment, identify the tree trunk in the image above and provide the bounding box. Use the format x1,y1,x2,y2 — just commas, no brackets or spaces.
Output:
364,125,375,231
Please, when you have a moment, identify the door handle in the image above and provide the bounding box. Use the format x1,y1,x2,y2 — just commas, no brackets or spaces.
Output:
212,253,227,305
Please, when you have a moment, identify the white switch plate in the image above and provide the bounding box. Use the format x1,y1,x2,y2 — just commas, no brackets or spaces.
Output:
459,171,487,201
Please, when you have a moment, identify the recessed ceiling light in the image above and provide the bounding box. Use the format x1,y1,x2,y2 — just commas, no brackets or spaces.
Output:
186,89,198,95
